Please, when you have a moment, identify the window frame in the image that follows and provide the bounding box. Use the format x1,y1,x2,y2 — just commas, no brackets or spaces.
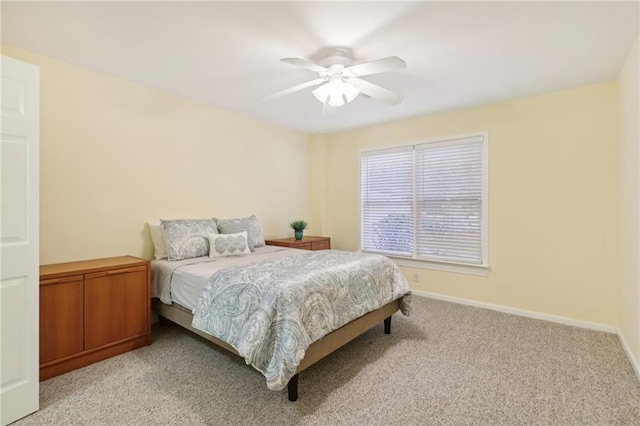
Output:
359,132,489,276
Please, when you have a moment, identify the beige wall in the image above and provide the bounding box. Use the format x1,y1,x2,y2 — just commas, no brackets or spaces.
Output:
1,44,629,330
618,35,640,366
307,134,328,237
321,82,620,326
2,46,311,264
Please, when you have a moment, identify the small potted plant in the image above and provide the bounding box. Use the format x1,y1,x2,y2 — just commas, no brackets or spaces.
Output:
290,220,308,240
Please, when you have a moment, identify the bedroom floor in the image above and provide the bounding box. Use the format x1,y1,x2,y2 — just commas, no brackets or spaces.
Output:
16,296,640,425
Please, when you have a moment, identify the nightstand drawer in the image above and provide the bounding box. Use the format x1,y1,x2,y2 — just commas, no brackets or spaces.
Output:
265,236,331,251
311,241,330,250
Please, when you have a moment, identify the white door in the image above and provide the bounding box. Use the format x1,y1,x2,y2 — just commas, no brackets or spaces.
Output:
0,55,40,425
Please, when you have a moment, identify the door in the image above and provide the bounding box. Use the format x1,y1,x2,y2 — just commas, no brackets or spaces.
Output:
0,55,40,425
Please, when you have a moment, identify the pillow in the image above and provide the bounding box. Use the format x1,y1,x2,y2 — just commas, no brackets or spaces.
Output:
214,214,265,252
208,231,251,258
160,219,218,261
148,221,168,260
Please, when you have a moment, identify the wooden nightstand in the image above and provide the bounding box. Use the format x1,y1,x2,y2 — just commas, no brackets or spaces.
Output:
265,236,331,251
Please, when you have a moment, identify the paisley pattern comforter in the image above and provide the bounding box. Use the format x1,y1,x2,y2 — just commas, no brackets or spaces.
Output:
191,249,411,391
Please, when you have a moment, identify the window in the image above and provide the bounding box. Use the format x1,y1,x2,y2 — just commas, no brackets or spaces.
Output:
360,134,487,273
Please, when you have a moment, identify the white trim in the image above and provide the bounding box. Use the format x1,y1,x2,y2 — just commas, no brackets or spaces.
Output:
617,330,640,381
412,147,417,256
414,134,484,150
393,256,489,276
481,132,489,268
411,289,617,334
360,144,412,157
356,131,490,156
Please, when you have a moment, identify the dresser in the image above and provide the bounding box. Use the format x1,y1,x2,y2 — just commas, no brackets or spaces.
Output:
39,256,150,380
265,236,331,251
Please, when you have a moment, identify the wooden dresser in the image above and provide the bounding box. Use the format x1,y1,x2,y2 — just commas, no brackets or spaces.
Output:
39,256,151,380
265,236,331,251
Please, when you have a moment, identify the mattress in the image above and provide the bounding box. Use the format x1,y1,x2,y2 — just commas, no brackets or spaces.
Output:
151,245,304,309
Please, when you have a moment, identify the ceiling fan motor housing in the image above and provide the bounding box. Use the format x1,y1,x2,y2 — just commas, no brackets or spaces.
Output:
318,48,354,68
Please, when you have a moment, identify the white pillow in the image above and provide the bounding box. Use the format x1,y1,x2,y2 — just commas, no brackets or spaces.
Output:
148,221,168,260
208,231,251,258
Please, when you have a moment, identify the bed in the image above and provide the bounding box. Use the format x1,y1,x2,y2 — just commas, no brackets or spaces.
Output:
151,245,411,401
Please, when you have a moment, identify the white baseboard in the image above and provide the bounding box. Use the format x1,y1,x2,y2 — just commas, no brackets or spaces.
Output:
411,289,618,334
617,330,640,381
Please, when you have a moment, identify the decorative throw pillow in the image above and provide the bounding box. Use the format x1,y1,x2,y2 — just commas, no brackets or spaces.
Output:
148,221,168,260
214,214,265,252
160,219,218,261
208,231,251,258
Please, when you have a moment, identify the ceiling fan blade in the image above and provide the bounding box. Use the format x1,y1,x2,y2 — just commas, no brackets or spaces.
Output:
281,58,329,73
265,78,326,100
322,101,336,115
347,78,403,105
346,56,407,77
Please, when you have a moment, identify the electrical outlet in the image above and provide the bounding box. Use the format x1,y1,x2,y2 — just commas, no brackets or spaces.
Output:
412,272,419,283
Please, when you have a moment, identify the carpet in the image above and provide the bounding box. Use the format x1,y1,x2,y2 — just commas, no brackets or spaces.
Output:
15,296,640,425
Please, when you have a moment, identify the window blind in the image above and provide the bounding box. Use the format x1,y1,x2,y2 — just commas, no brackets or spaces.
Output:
361,147,414,256
360,135,486,266
415,140,483,264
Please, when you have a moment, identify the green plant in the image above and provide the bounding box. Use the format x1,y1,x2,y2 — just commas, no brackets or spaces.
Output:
289,220,308,232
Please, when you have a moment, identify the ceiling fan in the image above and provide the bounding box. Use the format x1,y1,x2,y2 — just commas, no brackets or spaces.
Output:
265,48,407,114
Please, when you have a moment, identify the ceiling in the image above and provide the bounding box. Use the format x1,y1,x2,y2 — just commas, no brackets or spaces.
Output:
2,1,638,134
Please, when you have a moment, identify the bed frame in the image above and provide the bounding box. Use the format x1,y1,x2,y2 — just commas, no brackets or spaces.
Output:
151,298,400,401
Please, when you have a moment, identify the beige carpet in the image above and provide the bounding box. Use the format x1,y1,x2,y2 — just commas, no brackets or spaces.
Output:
15,296,640,425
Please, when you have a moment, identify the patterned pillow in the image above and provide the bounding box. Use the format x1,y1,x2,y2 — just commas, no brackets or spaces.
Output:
160,219,218,261
208,232,251,258
214,214,265,252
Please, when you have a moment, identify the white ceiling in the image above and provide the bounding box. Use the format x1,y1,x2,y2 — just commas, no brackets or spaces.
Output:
2,1,638,134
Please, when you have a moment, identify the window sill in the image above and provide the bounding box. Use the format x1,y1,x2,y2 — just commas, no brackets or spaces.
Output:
387,256,489,277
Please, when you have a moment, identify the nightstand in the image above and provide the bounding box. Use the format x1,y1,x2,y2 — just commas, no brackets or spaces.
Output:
265,236,331,251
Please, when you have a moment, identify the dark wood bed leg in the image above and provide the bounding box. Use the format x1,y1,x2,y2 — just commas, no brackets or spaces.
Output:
384,316,392,334
288,374,299,401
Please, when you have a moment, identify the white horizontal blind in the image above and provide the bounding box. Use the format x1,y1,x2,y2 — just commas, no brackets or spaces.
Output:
415,139,483,264
360,134,486,268
361,147,414,256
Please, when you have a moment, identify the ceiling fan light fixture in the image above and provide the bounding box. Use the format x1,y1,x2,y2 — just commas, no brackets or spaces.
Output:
312,79,359,107
312,83,329,104
342,82,360,103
